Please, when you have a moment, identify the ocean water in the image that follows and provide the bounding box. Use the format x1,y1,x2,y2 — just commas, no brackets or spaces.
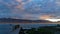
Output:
0,24,57,34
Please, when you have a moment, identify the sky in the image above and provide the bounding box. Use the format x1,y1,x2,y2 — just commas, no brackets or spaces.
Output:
0,0,60,20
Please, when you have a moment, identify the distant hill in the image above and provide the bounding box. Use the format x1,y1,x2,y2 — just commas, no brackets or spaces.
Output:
0,18,52,23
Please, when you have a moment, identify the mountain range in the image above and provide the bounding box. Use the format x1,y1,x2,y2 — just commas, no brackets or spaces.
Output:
0,18,53,23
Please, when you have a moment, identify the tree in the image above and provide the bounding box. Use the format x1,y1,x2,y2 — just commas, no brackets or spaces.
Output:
11,24,20,32
57,24,60,27
19,27,25,34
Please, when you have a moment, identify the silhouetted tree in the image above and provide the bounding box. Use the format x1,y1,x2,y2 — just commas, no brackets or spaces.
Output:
57,24,60,27
11,24,20,32
19,27,25,34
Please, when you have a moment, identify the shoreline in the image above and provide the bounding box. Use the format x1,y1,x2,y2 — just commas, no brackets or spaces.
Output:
0,22,59,24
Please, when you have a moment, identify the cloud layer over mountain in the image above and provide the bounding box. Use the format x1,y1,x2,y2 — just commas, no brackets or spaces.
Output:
0,0,60,20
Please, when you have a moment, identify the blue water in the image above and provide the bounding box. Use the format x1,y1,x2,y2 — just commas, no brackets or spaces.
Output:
0,24,57,34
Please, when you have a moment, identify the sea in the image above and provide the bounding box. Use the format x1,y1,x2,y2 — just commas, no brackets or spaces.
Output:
0,23,58,34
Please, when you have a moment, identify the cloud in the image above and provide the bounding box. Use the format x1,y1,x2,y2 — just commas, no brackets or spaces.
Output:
39,15,54,20
0,0,60,20
39,14,60,20
55,0,60,6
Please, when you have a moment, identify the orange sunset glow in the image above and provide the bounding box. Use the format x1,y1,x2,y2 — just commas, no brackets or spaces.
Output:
39,15,53,20
39,15,60,22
